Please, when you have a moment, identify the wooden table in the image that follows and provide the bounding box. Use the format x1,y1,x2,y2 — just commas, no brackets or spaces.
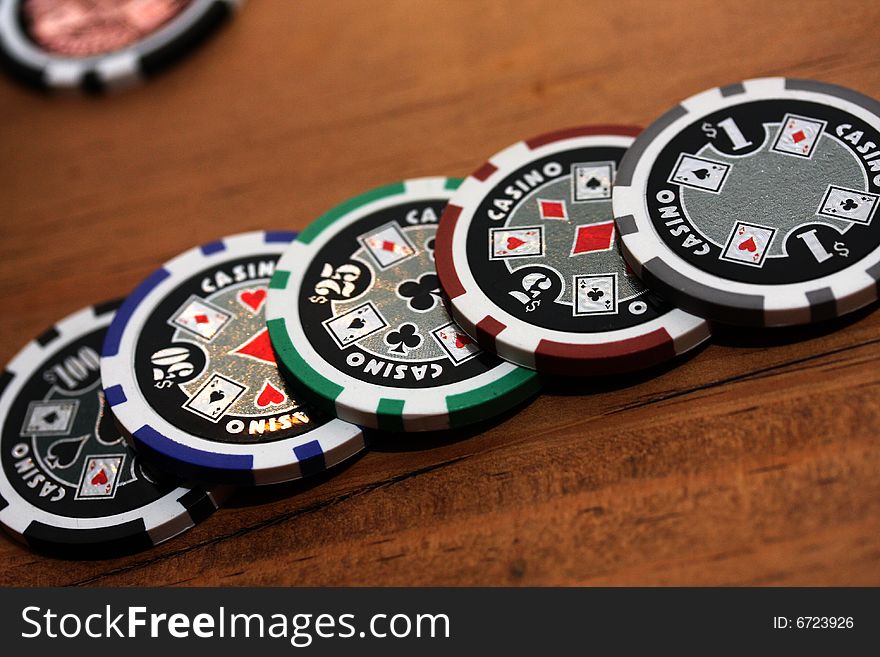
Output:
2,0,879,586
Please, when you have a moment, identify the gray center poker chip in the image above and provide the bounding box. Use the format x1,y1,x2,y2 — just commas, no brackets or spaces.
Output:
0,0,242,93
266,177,542,432
434,127,711,376
613,77,880,327
100,232,366,486
0,301,227,558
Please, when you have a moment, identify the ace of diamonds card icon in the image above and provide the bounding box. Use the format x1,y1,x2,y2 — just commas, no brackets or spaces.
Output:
771,114,827,158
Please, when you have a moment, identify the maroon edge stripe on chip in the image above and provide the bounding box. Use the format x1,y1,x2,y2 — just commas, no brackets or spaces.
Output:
473,161,498,182
436,204,466,299
475,316,506,354
534,328,676,376
525,125,642,149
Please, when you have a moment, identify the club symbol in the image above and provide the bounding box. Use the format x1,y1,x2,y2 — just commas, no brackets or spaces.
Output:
841,198,859,211
385,323,422,354
398,273,441,312
586,287,605,302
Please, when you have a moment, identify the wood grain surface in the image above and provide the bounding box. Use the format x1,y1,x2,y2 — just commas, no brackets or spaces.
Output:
2,0,880,586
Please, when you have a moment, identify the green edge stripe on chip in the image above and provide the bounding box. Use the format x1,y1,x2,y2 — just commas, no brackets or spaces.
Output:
376,398,406,432
269,269,290,290
445,368,541,429
298,182,407,245
444,177,463,190
266,318,343,415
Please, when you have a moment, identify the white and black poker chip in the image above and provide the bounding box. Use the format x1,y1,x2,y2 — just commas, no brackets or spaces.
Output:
614,77,880,327
0,300,226,559
0,0,243,93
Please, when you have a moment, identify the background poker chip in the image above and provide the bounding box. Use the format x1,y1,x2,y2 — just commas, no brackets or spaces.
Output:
613,77,880,327
0,0,243,93
101,231,367,486
266,177,542,432
434,126,711,376
0,300,227,559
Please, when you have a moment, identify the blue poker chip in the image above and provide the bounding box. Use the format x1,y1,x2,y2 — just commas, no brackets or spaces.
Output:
100,231,366,486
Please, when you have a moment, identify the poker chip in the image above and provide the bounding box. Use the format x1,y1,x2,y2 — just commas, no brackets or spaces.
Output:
613,78,880,327
0,0,242,93
434,127,711,376
266,178,542,432
0,301,226,558
101,232,366,485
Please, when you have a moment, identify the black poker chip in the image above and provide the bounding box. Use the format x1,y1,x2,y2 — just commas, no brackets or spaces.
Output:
0,301,227,559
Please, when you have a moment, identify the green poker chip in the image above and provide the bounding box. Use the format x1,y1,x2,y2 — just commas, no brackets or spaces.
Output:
266,177,542,432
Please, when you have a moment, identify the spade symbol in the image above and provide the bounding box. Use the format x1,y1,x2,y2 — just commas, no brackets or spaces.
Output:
348,317,366,330
841,198,859,211
45,435,87,469
209,390,225,404
42,411,59,425
693,168,710,180
586,177,601,190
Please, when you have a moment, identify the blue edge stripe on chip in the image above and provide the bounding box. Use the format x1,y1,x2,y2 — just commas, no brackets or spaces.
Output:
102,267,170,358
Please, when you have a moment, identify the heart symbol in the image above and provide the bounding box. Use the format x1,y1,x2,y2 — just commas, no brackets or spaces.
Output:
506,236,525,251
454,333,472,349
738,237,757,252
348,318,365,329
239,288,267,312
693,168,709,180
91,469,108,486
256,382,286,408
209,390,225,404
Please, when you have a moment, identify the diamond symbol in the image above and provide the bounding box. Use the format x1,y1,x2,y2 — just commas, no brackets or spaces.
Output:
792,130,806,143
194,314,209,324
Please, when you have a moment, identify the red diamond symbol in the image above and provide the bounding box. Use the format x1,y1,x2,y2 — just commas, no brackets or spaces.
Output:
194,314,209,324
572,221,615,255
539,199,567,220
792,129,806,143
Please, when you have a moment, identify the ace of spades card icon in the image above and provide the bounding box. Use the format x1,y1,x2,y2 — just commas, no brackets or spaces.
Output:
183,373,247,422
